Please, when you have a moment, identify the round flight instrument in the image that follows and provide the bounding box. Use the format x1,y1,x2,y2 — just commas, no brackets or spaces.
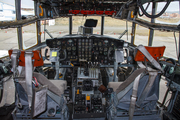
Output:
104,40,108,46
67,47,71,51
68,39,73,43
98,42,102,46
68,39,73,46
104,47,108,51
57,40,61,45
104,51,108,55
99,47,103,51
62,41,66,45
111,42,114,46
72,46,76,51
94,42,98,46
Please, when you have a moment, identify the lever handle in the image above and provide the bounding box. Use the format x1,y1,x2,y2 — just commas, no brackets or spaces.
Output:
45,48,49,60
39,5,43,16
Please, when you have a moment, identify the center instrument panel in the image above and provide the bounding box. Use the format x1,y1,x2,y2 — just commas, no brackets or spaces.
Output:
46,35,124,64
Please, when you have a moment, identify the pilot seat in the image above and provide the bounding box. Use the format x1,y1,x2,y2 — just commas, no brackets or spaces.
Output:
107,45,165,120
8,49,69,120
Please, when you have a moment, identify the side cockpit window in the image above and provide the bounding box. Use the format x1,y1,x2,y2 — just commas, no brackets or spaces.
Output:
22,23,38,49
155,1,179,25
0,28,18,58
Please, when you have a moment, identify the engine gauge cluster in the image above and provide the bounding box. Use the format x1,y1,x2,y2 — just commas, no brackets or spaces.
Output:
78,39,92,62
93,39,115,64
46,35,124,64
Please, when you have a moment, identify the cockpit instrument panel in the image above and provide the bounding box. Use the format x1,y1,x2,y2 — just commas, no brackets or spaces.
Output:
46,35,124,64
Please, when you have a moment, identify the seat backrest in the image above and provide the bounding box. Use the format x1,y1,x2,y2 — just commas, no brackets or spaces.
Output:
115,73,160,110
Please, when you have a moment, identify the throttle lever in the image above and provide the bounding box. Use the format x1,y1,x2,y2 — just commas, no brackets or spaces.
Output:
45,48,49,60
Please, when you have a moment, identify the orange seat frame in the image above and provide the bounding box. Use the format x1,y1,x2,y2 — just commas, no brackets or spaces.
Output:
134,46,166,62
8,50,44,67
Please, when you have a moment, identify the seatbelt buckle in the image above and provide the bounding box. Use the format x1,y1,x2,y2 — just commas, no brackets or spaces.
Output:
12,49,21,58
130,95,137,100
25,50,34,57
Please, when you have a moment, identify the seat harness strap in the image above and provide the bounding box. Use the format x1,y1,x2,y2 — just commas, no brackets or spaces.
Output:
25,50,33,108
136,71,158,107
128,73,142,120
137,45,163,72
116,68,146,100
129,45,163,120
11,49,20,78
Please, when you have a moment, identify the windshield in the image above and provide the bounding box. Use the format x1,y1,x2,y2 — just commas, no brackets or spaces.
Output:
42,16,131,41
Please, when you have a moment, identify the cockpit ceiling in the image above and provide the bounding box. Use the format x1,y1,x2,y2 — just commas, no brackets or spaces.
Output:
39,0,176,4
0,0,178,32
39,1,136,17
39,0,128,3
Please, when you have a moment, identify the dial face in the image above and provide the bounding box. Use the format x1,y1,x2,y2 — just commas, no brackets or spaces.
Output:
104,40,108,44
67,47,71,51
94,42,98,46
111,42,114,46
68,39,73,46
72,46,76,51
57,40,61,45
99,47,103,51
104,40,108,46
104,51,108,55
104,47,108,51
68,39,73,43
62,41,66,45
98,42,102,46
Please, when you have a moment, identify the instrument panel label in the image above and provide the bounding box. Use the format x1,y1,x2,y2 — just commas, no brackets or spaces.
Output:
51,52,57,57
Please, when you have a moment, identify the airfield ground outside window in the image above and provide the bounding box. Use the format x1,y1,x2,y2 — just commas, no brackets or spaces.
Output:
22,23,37,49
0,28,18,57
104,17,132,42
41,18,69,42
72,16,101,35
153,31,179,59
134,26,149,46
21,0,35,16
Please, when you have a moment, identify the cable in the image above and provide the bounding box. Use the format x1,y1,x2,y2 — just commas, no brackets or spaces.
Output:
164,98,171,106
138,0,171,18
126,21,128,41
163,90,173,107
173,32,178,60
138,2,150,17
